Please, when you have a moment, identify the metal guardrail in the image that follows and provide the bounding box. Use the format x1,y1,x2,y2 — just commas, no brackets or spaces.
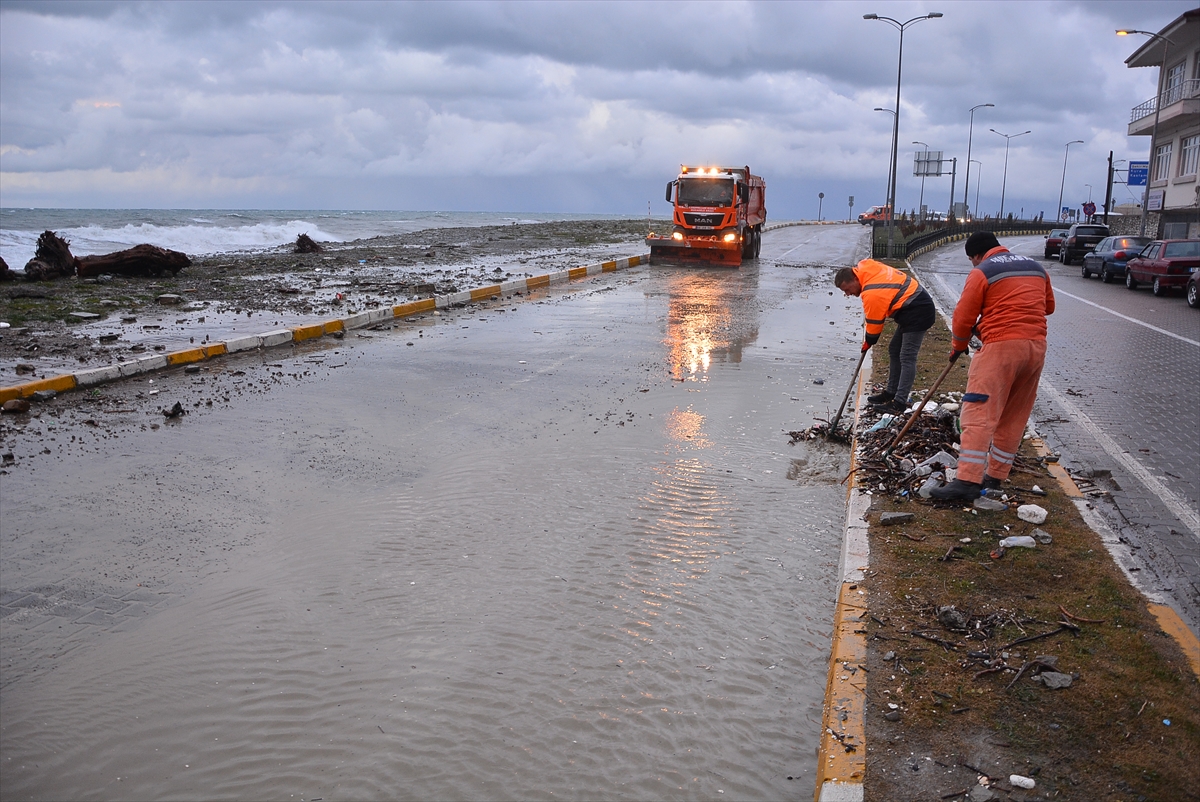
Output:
870,219,1059,259
1130,78,1200,124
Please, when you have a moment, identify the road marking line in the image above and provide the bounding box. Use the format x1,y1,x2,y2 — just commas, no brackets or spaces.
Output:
1054,288,1199,347
1040,382,1200,540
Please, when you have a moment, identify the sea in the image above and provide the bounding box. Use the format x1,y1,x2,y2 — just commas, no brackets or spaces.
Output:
0,209,636,270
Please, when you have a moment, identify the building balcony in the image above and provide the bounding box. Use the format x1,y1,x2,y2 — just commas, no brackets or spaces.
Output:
1129,79,1200,135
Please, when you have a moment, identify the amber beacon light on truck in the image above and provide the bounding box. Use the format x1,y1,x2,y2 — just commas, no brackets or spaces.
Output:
646,165,766,267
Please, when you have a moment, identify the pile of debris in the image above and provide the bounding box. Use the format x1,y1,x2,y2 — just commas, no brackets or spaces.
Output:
1,230,190,282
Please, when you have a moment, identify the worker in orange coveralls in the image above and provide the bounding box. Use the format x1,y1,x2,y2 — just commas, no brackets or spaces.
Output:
931,231,1055,501
834,259,936,414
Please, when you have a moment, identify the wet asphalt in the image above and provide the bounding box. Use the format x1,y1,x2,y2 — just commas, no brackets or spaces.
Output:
0,224,873,800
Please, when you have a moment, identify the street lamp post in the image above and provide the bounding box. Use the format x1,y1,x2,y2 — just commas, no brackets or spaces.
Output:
912,141,928,220
1057,140,1085,223
991,128,1031,221
818,192,824,222
969,159,982,216
864,11,943,256
874,107,897,225
1117,28,1174,237
963,103,993,220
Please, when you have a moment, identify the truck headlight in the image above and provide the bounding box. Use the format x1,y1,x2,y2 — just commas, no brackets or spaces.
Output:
723,232,738,242
672,231,684,240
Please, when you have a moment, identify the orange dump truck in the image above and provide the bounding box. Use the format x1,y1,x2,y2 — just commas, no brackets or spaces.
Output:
647,165,766,266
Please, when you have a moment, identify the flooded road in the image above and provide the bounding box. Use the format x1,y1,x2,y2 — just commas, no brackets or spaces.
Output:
1,224,870,800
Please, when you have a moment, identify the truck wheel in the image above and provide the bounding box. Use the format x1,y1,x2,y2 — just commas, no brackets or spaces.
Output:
741,232,754,260
1125,270,1138,290
753,229,761,258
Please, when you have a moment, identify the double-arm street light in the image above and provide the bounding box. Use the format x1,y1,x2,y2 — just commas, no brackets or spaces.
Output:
1057,140,1085,223
990,128,1031,220
1117,28,1174,236
962,103,993,220
912,141,929,220
864,11,943,255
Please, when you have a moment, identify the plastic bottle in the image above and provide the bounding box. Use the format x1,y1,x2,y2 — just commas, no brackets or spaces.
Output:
998,535,1036,549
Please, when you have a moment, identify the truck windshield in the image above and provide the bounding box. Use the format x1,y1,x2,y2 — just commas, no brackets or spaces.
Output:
677,178,734,207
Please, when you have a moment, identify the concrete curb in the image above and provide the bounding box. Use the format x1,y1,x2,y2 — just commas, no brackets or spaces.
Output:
0,254,648,403
814,353,872,802
763,220,847,232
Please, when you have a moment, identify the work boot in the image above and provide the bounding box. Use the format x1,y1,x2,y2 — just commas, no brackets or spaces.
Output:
929,478,982,501
867,390,895,405
982,475,1003,490
877,399,908,415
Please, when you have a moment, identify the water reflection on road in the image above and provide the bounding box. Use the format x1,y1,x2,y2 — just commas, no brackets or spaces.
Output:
0,224,870,800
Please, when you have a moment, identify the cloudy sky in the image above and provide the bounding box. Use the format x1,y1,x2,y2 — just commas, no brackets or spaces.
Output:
0,0,1191,219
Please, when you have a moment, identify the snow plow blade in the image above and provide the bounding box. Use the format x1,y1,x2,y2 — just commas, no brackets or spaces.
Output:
646,235,742,267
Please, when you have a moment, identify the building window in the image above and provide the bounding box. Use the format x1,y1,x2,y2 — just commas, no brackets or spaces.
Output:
1164,61,1186,105
1181,135,1200,176
1154,142,1173,182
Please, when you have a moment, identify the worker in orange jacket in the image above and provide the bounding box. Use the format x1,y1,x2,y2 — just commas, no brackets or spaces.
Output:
931,231,1055,501
835,259,936,414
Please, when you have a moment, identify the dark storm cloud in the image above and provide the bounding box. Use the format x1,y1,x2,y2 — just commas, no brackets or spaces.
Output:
0,0,1191,214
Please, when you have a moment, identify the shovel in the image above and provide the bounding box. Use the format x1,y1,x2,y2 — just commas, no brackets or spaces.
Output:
825,348,869,437
883,351,962,453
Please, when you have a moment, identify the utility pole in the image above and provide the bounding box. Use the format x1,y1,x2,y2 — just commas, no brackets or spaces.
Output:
948,158,957,219
1103,151,1114,225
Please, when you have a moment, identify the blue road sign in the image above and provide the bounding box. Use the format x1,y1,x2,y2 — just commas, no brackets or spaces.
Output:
1128,161,1149,187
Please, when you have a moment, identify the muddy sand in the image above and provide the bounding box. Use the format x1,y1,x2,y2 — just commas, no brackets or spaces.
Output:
0,218,653,386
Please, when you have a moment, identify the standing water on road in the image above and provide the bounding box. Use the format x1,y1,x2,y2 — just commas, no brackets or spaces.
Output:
0,225,869,800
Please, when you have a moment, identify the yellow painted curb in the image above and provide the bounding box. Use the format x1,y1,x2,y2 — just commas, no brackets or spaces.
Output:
470,284,502,302
568,266,589,280
0,373,77,402
393,299,436,317
815,584,868,801
291,322,326,342
1148,603,1200,679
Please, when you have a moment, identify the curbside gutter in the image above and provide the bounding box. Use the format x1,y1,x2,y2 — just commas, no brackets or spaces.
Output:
0,254,648,404
906,228,1048,260
814,353,872,802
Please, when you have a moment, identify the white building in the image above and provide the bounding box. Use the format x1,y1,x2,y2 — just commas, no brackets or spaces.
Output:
1126,9,1200,238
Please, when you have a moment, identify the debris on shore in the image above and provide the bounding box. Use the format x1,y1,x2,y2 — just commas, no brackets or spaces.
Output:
294,233,323,254
23,231,76,282
77,244,190,278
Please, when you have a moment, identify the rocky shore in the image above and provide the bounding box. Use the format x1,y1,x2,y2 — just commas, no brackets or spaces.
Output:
0,218,652,384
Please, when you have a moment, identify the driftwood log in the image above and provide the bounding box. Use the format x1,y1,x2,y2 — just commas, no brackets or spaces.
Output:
23,230,76,281
295,233,322,253
76,244,190,278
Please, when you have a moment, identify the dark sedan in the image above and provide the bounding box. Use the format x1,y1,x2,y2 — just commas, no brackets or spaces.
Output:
1043,229,1068,259
1126,239,1200,296
1081,235,1152,282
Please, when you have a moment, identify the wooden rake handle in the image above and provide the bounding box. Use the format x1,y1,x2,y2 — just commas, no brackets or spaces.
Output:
827,348,869,435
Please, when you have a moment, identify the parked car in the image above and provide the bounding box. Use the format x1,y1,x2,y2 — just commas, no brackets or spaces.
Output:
1059,223,1109,265
1188,269,1199,308
1081,235,1153,282
1125,239,1200,296
1043,229,1068,259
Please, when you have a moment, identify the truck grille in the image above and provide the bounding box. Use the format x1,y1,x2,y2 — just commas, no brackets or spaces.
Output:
683,213,724,228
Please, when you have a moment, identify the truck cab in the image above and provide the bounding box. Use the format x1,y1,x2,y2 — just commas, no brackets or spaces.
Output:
649,165,766,266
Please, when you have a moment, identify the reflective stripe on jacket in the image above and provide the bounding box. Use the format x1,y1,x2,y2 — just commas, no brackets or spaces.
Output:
852,259,923,343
